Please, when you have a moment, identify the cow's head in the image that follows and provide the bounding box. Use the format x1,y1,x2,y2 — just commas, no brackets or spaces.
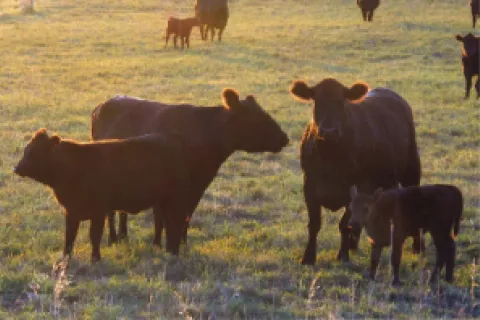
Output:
14,128,60,185
456,33,480,57
223,89,289,153
290,78,369,140
348,186,383,233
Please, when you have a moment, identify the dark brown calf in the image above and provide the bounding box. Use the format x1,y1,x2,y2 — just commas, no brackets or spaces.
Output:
456,33,479,99
472,0,479,28
165,16,200,49
348,185,463,286
357,0,380,22
14,129,190,262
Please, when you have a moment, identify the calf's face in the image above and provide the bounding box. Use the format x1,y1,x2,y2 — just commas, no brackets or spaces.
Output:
290,78,369,140
456,33,480,57
223,89,289,153
14,128,59,183
348,186,382,233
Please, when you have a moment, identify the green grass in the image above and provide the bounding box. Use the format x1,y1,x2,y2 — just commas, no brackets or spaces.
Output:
1,0,479,318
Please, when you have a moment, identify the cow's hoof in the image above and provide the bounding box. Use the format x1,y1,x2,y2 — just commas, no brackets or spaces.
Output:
336,251,350,263
301,254,316,265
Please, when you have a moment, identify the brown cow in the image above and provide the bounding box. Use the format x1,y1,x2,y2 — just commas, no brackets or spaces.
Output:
357,0,380,22
165,16,200,49
456,33,479,99
348,185,463,285
14,129,190,262
91,88,289,247
472,0,479,28
195,0,229,42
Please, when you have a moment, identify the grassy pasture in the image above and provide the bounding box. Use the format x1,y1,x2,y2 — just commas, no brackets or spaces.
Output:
0,0,479,318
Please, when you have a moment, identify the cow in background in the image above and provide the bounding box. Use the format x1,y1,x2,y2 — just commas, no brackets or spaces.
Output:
195,0,229,42
357,0,380,22
456,33,479,99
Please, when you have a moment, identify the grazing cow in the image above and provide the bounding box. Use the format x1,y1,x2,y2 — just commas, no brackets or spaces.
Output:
456,33,479,99
14,129,190,262
357,0,380,22
91,89,289,247
290,78,421,265
472,0,479,28
165,16,200,49
348,185,463,285
195,0,229,42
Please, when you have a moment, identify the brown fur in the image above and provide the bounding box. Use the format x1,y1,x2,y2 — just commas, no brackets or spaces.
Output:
194,0,229,42
349,185,463,285
91,89,289,248
357,0,380,22
456,33,480,99
165,16,200,49
14,129,190,262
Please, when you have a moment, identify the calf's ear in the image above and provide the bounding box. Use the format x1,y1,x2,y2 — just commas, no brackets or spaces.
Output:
50,135,60,145
222,88,240,110
290,81,314,101
33,128,49,140
455,34,463,42
346,82,369,101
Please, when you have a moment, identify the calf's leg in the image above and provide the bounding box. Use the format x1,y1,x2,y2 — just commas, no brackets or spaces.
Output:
337,207,353,262
430,233,448,284
302,178,322,265
369,244,383,280
64,215,80,258
107,211,117,246
165,29,170,48
152,207,164,247
391,228,406,286
89,216,105,263
464,73,472,99
118,212,128,241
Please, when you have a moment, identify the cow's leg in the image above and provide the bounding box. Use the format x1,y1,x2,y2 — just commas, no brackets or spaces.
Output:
118,212,128,241
369,244,383,280
152,207,164,248
475,76,479,99
164,207,184,255
200,24,206,40
430,233,447,284
473,15,477,28
368,10,374,22
181,36,185,50
411,230,425,254
337,208,353,262
301,177,321,265
89,215,105,263
210,28,216,42
165,29,170,48
64,214,80,258
186,35,190,48
218,27,224,42
107,211,117,246
173,35,178,48
445,236,456,283
464,73,472,99
391,228,406,286
362,9,367,21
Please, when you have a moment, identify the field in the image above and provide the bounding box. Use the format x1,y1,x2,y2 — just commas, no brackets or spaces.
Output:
0,0,479,318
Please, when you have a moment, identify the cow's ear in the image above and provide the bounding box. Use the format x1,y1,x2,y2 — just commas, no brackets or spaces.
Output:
33,128,49,140
455,34,463,42
372,187,383,200
222,88,240,110
346,82,369,101
290,81,314,101
350,185,358,198
50,135,60,145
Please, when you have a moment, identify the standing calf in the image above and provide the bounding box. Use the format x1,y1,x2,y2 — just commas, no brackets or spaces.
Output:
348,185,463,286
456,33,479,99
165,16,200,49
472,0,479,28
14,129,190,262
357,0,380,22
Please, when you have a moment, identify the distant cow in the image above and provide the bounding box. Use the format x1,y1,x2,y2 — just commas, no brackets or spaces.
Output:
14,129,190,262
456,33,479,99
195,0,229,42
165,16,200,49
357,0,380,22
91,89,289,247
348,185,463,285
290,78,421,265
472,0,479,28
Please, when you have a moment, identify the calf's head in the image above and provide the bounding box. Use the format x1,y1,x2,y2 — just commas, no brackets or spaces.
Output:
223,89,289,153
456,33,480,57
14,128,60,185
290,78,369,140
348,186,383,233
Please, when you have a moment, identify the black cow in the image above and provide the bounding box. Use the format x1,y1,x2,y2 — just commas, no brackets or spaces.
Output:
456,33,479,99
357,0,380,22
91,89,289,247
290,78,421,265
195,0,229,42
348,185,463,285
14,129,190,262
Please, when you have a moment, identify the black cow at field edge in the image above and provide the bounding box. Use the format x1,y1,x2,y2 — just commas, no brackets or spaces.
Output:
472,0,479,28
195,0,229,42
357,0,380,22
348,185,463,285
91,89,289,247
14,129,190,262
290,78,421,265
456,33,479,99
